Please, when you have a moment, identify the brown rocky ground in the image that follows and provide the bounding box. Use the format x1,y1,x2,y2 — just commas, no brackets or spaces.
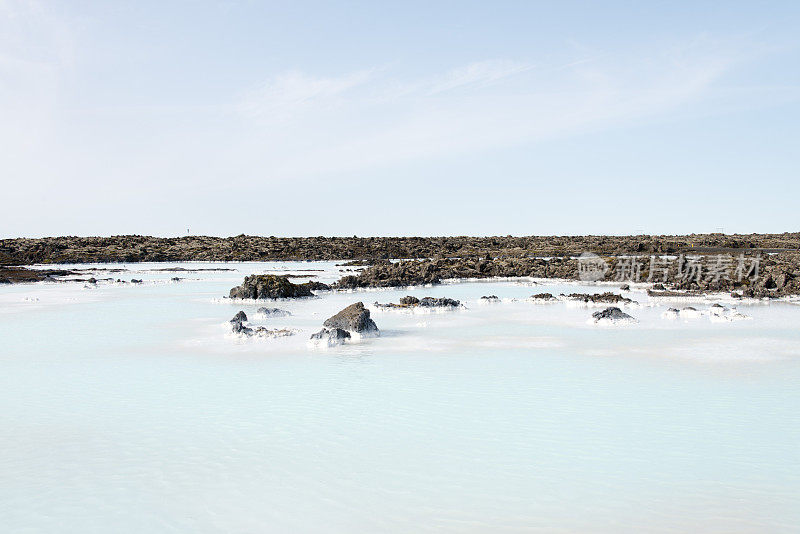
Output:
1,233,798,265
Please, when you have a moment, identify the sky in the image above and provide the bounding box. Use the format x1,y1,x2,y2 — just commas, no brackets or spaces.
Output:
1,1,799,238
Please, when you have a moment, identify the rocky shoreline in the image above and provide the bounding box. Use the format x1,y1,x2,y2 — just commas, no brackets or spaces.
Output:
331,253,800,298
2,234,799,297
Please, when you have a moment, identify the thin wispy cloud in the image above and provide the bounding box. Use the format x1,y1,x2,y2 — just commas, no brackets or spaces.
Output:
2,0,798,237
427,59,533,94
231,39,759,180
238,69,373,120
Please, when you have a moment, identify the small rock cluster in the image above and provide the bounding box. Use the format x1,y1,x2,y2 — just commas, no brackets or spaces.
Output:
229,311,294,338
374,296,462,309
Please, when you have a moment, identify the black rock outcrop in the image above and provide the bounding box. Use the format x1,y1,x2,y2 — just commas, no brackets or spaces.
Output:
591,307,637,323
229,275,314,299
322,302,378,334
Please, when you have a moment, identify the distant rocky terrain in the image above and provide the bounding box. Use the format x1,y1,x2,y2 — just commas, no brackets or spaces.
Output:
1,233,798,265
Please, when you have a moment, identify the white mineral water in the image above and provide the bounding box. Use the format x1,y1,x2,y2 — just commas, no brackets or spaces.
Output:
1,262,799,532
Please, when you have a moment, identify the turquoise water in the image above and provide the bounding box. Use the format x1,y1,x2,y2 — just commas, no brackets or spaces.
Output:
1,262,799,532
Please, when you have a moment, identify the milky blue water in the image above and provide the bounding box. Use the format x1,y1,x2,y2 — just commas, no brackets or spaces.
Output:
1,262,799,533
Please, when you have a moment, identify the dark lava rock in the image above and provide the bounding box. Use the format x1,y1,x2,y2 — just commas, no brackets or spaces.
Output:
591,307,636,323
564,292,633,304
171,277,181,282
620,284,630,291
323,302,378,333
229,310,252,334
481,295,500,301
310,328,351,342
530,292,556,300
375,295,461,309
3,234,800,267
131,279,142,284
300,281,331,291
419,297,461,307
0,267,80,284
257,307,292,317
228,310,294,338
230,311,248,324
229,275,314,299
231,321,252,335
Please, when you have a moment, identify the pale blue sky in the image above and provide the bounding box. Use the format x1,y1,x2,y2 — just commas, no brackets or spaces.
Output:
1,1,798,237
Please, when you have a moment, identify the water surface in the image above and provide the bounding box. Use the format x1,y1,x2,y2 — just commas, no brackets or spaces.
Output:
1,262,798,532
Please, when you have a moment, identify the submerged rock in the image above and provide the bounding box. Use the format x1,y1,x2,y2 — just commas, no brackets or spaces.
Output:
256,307,292,317
250,327,295,338
231,321,252,335
229,310,295,338
310,327,351,344
323,302,378,334
708,304,751,322
590,307,637,324
679,306,702,319
661,307,680,319
229,275,314,299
